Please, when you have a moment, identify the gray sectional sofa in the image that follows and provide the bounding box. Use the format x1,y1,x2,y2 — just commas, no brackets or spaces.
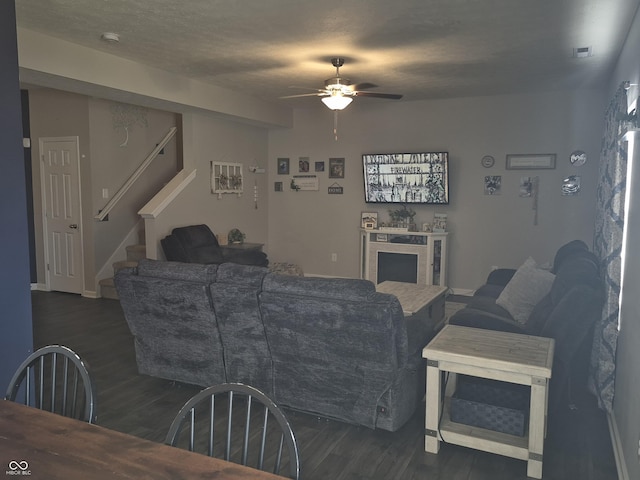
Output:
449,240,604,410
115,259,435,431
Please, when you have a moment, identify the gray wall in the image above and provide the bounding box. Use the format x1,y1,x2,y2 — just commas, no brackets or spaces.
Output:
152,112,270,252
268,90,604,289
28,90,179,294
0,1,33,392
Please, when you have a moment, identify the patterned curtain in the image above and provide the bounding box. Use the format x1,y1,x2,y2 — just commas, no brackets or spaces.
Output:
590,84,628,412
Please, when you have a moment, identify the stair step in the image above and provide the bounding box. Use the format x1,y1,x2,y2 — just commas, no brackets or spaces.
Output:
113,260,138,273
99,277,119,300
126,244,147,261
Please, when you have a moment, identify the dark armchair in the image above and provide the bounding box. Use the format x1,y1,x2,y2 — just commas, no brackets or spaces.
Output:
161,224,268,267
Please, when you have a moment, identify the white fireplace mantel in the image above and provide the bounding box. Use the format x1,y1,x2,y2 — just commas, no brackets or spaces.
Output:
359,229,448,287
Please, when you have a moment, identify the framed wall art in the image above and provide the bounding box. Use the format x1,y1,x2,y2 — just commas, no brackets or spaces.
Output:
329,157,345,178
211,161,243,197
506,154,556,170
277,157,290,175
291,175,319,191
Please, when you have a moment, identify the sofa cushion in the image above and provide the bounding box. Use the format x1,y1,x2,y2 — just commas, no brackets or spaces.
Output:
495,257,555,325
262,273,376,301
551,239,589,274
189,244,226,264
137,258,218,283
473,283,507,299
172,224,220,248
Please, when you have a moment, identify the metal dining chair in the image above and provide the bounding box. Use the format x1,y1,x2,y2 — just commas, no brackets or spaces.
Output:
165,383,300,479
4,345,97,424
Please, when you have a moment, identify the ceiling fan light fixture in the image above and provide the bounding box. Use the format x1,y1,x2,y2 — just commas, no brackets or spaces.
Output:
322,93,353,110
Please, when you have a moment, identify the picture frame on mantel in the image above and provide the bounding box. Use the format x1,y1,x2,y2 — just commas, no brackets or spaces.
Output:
506,153,556,170
361,212,378,229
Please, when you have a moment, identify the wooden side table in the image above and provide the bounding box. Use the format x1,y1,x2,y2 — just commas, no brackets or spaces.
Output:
422,325,554,479
220,242,263,252
376,281,447,331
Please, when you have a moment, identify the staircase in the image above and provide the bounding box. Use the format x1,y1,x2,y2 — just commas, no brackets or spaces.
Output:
99,242,147,300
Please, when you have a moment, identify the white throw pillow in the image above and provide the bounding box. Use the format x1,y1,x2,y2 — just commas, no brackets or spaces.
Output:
496,257,555,325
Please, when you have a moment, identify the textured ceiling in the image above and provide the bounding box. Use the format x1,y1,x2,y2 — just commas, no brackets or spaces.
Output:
15,0,640,108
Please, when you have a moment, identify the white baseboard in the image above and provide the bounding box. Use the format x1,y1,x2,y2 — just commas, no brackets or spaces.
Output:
30,283,97,299
608,410,629,480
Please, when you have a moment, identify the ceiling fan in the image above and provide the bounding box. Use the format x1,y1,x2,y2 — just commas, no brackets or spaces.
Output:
281,57,403,110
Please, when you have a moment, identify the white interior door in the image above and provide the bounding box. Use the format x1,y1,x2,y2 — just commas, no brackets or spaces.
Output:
40,137,83,294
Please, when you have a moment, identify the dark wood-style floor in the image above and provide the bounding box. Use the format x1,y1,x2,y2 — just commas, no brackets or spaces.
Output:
30,291,618,480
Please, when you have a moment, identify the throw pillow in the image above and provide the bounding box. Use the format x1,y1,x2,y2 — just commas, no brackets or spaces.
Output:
496,257,555,325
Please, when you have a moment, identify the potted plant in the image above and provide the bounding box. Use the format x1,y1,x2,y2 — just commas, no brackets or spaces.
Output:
388,205,416,230
227,228,246,244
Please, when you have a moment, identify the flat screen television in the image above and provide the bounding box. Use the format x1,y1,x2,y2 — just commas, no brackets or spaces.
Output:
363,152,449,204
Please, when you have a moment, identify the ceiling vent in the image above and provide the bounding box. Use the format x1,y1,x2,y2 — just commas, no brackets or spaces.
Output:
573,46,592,58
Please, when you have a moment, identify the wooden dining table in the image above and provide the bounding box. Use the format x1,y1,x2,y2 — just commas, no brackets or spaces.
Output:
0,400,288,479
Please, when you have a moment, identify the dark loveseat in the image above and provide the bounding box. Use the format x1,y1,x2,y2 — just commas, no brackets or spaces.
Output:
114,259,435,431
161,224,268,267
449,240,604,409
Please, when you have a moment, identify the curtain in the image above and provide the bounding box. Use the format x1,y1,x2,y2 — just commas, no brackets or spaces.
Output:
590,84,628,413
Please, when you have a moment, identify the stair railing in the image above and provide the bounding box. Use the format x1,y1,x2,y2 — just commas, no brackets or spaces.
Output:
94,126,178,221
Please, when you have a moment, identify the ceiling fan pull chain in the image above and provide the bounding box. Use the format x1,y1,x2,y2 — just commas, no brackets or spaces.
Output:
333,110,339,141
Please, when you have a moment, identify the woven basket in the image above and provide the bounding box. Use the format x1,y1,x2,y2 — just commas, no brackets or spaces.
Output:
450,376,530,437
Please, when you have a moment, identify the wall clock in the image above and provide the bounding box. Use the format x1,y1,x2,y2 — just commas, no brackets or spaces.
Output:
570,150,587,166
481,155,495,168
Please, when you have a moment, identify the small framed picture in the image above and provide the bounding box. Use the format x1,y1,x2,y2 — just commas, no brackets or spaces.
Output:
519,176,535,197
484,175,502,195
562,175,581,195
277,158,290,175
329,158,345,178
274,181,283,192
361,212,378,230
299,157,310,173
315,161,325,172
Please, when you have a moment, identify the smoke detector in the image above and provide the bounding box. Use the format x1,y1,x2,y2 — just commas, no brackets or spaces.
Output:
100,32,120,43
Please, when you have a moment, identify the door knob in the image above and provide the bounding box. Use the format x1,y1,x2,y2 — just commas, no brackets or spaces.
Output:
69,224,78,229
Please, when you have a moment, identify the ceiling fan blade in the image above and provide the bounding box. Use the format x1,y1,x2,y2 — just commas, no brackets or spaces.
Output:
352,82,378,91
288,85,326,92
280,92,327,99
354,91,403,100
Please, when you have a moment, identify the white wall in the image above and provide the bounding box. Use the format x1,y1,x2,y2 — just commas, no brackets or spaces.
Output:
268,90,604,289
606,4,640,479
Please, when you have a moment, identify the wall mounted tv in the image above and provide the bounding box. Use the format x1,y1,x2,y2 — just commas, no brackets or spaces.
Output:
363,152,449,204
